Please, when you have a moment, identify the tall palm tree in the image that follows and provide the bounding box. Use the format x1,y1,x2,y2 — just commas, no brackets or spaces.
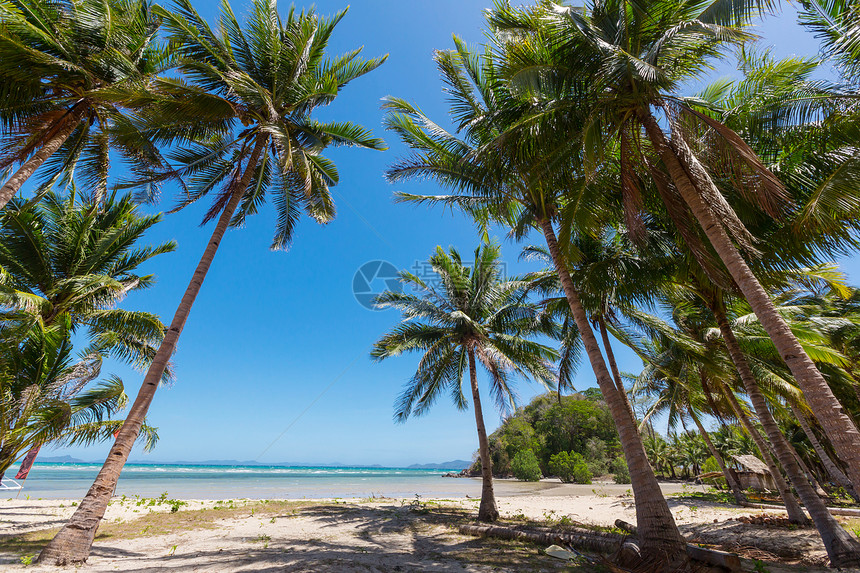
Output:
791,400,857,498
372,244,556,522
0,0,170,207
38,1,385,564
490,0,860,496
384,39,688,560
799,0,860,87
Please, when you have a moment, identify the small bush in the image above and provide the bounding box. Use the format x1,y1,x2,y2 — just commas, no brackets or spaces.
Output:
511,449,542,482
549,451,592,484
611,455,630,484
701,456,721,474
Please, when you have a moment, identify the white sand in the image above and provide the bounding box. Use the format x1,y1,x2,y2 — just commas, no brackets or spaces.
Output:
0,482,833,571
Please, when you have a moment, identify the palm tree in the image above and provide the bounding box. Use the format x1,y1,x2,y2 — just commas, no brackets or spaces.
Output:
490,0,860,498
680,283,860,562
799,0,860,87
792,398,858,498
0,189,172,473
372,244,556,522
0,0,170,207
0,321,157,481
38,1,385,564
384,38,688,559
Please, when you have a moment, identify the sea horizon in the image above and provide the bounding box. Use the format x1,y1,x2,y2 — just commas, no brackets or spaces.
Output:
1,461,555,501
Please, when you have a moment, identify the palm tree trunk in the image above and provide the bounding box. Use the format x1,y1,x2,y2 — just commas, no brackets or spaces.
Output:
597,314,636,422
792,402,859,500
0,103,87,210
639,109,860,496
688,406,746,504
467,347,499,522
723,388,807,521
713,310,860,566
538,217,686,562
37,136,267,565
789,443,828,498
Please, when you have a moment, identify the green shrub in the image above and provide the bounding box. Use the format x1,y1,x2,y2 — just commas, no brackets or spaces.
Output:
611,455,630,484
511,449,542,482
549,451,592,484
700,456,727,488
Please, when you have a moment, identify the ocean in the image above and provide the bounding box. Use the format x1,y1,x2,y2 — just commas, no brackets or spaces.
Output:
0,463,553,500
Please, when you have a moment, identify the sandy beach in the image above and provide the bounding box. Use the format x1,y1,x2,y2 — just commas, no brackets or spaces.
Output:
1,480,846,572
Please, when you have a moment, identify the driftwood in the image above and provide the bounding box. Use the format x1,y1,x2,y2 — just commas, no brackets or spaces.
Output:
460,522,742,572
740,501,860,517
615,519,638,534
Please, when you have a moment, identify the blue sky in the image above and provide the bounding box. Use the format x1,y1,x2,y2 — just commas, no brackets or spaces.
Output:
39,1,857,467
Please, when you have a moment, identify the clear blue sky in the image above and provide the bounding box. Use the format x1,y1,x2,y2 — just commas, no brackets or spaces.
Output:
41,1,859,466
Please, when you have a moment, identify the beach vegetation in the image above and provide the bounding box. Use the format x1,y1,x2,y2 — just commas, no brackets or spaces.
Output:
0,0,171,209
510,450,542,482
2,0,860,569
479,392,622,483
610,457,630,485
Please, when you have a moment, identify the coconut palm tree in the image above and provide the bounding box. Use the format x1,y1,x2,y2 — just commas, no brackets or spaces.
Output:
0,190,174,367
38,1,385,564
0,320,157,481
0,0,170,207
0,189,172,474
799,0,860,87
372,244,557,522
489,0,860,502
384,38,688,560
662,283,860,562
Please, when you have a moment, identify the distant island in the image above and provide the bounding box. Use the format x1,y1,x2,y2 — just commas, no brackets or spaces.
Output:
406,461,471,470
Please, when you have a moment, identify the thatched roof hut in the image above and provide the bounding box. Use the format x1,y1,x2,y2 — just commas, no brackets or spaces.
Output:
731,454,775,491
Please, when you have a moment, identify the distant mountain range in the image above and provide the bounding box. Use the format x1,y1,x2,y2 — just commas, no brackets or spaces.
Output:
35,456,472,470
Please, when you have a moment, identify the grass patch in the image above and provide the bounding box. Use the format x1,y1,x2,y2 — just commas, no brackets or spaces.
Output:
448,535,605,571
0,499,317,561
0,527,59,557
96,500,315,541
669,489,737,505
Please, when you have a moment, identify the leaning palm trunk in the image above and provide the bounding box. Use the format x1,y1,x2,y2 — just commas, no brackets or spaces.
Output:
0,103,88,210
723,387,808,522
789,443,828,498
468,348,499,522
792,403,859,500
37,137,266,565
688,406,746,505
639,110,860,497
713,308,860,566
538,217,686,562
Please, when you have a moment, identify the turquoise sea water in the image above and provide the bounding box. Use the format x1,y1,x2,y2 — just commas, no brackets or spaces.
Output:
1,463,536,500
